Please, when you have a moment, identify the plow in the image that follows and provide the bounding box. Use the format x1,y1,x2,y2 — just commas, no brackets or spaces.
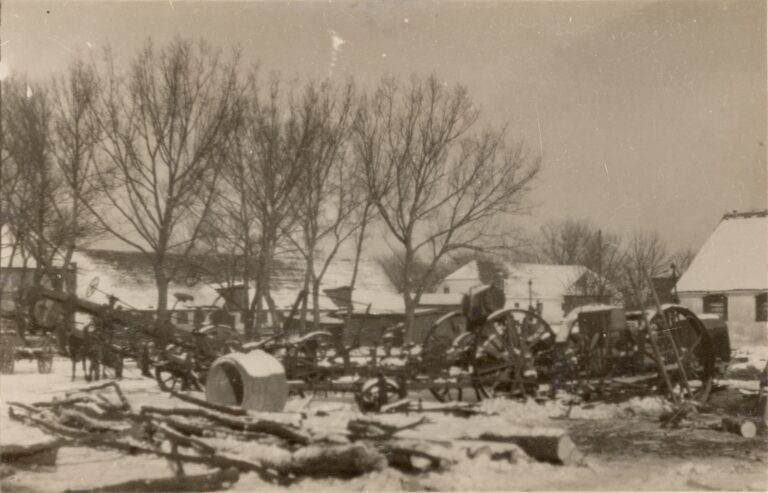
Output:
10,276,727,413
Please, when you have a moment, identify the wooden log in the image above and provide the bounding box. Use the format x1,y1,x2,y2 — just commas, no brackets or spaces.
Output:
471,431,580,465
721,416,757,438
347,417,427,440
152,414,284,445
373,441,449,472
381,398,411,414
63,467,240,493
0,441,61,467
8,407,90,439
276,443,387,478
66,381,130,410
149,422,217,456
140,405,311,445
170,391,247,416
59,409,129,434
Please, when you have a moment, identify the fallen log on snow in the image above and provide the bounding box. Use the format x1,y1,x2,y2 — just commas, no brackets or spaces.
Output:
721,416,758,438
275,443,387,477
64,467,240,493
0,441,61,467
140,405,310,445
466,430,580,465
169,391,247,416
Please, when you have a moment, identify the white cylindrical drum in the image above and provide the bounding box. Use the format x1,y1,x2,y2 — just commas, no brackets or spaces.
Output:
205,350,288,412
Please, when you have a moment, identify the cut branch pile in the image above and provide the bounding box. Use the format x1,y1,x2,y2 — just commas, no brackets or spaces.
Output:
6,382,582,490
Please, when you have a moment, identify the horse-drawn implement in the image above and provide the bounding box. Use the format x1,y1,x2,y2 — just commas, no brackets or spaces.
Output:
14,274,727,413
267,284,726,412
0,313,56,375
18,282,242,389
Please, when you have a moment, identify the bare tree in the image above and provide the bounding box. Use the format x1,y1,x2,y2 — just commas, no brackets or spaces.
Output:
345,199,377,311
539,219,593,265
88,39,241,321
538,219,625,301
376,251,455,295
234,75,309,337
285,81,358,331
354,75,539,342
670,247,696,277
0,78,69,284
622,230,670,308
50,57,107,267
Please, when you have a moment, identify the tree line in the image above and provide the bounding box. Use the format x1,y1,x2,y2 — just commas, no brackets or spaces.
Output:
377,217,695,311
0,38,540,342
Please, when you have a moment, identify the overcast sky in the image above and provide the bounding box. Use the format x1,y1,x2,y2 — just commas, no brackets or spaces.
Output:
1,0,765,254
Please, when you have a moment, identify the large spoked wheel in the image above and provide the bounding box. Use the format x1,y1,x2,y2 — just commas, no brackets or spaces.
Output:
421,312,469,402
473,309,558,399
284,332,335,384
648,306,715,402
194,325,243,355
422,312,466,373
354,377,407,413
155,365,202,392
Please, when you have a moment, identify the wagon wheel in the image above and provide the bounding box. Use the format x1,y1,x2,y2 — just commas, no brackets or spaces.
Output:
647,306,715,402
194,325,243,356
472,309,558,399
354,377,407,413
422,312,466,375
420,312,469,402
290,332,336,385
155,365,202,392
155,366,184,392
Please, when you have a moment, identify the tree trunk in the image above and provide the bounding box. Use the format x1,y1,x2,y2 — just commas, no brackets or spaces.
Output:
402,246,415,344
154,267,170,324
312,277,321,331
64,468,240,493
403,295,416,345
345,208,369,329
242,232,253,340
298,264,311,334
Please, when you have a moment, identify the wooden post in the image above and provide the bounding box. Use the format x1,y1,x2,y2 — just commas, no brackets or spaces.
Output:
626,269,679,404
644,272,693,399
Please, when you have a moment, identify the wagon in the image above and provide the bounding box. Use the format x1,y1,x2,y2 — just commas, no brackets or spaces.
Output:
0,313,56,375
267,285,562,411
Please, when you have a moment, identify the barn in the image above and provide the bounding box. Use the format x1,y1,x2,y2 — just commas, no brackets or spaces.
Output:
676,210,768,346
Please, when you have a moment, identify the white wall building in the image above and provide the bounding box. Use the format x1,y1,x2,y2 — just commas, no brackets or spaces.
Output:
676,210,768,345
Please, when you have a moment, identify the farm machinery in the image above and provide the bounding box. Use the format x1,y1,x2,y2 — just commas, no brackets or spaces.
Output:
13,275,726,412
15,281,242,389
0,312,56,375
267,285,725,410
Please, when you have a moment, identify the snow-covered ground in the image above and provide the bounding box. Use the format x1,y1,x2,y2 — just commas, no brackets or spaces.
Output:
1,357,767,492
728,345,768,377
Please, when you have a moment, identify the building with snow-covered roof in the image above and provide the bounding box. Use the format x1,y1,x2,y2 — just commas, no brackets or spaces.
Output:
676,210,768,345
436,260,610,325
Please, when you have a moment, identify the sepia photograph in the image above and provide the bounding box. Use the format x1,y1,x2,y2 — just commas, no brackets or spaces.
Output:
0,0,766,491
